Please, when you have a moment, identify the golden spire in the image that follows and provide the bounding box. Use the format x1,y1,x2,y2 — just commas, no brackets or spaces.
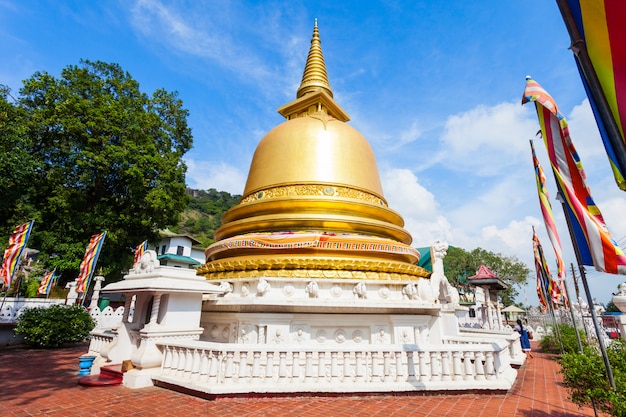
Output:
297,19,333,99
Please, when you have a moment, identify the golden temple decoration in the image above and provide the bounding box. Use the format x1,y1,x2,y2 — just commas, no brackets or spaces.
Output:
297,19,332,99
240,184,387,206
196,256,431,281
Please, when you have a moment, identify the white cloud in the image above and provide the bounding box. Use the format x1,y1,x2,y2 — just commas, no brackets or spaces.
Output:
129,0,273,82
185,159,246,195
381,168,452,246
440,101,538,176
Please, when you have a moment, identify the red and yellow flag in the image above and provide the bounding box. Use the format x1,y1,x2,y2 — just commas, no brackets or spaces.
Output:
76,232,106,293
530,140,568,305
133,240,148,265
37,270,57,295
0,221,34,288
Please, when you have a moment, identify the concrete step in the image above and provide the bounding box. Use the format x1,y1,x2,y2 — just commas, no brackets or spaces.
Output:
78,364,123,387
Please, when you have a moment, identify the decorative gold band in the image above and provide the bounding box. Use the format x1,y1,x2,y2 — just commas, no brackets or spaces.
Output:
196,256,430,281
241,184,387,206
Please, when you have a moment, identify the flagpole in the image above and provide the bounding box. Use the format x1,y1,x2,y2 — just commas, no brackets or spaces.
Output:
570,262,592,342
556,0,626,187
557,192,616,390
561,270,583,353
537,247,564,354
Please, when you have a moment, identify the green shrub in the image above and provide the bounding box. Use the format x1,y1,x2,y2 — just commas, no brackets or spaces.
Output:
14,304,96,348
540,323,587,354
560,339,626,417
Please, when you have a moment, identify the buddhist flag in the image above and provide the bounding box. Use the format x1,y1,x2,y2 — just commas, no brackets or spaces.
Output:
76,232,106,293
532,230,550,312
37,270,57,295
557,0,626,191
530,140,568,304
532,227,565,307
134,240,147,264
523,77,626,275
0,221,35,288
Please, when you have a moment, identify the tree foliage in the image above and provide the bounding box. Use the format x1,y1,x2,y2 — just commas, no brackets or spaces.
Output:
443,246,531,306
1,60,192,284
0,86,38,228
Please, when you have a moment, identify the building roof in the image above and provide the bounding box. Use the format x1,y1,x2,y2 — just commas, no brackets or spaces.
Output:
467,264,508,290
159,229,202,246
157,253,202,267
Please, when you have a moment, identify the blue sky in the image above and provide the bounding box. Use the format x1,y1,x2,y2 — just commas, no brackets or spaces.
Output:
2,0,625,306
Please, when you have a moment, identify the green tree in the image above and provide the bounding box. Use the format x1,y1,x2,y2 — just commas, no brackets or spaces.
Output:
605,300,620,313
0,86,39,235
2,60,192,284
443,246,530,306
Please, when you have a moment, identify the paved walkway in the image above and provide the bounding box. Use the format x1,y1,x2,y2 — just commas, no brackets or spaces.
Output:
0,342,602,416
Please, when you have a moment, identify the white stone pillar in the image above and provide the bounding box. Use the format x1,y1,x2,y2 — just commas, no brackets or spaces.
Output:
484,287,493,330
495,300,503,331
88,275,105,310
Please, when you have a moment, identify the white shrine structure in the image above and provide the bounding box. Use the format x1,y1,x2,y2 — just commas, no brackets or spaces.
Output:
88,22,523,396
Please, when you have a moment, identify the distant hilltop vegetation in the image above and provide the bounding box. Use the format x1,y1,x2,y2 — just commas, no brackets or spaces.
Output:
168,188,241,247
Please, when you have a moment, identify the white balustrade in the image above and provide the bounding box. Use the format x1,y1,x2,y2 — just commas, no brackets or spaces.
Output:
155,340,515,394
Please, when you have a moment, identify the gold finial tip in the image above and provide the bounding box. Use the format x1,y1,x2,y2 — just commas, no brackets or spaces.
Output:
314,18,318,28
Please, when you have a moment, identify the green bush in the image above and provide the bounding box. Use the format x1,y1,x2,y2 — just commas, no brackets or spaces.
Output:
14,304,96,348
540,323,587,354
560,339,626,417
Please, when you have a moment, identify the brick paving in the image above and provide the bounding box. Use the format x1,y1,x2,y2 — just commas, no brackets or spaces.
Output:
0,341,603,416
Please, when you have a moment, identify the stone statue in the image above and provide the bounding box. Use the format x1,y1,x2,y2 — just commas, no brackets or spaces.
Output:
402,283,419,300
132,250,160,275
353,282,367,299
256,278,271,296
430,240,460,305
305,280,319,298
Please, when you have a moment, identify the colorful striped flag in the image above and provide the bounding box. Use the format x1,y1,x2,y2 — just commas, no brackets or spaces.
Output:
0,221,35,288
134,240,148,264
532,229,550,313
37,270,57,295
76,232,106,293
558,0,626,191
523,77,626,275
530,140,568,305
532,227,565,307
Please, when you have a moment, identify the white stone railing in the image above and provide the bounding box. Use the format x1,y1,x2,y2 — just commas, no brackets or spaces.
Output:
154,340,517,394
456,327,523,365
0,298,66,323
87,329,116,356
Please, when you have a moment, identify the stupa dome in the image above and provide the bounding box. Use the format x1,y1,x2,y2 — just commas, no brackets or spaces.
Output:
243,117,384,199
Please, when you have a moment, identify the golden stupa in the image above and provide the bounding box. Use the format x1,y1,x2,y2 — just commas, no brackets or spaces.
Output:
197,22,429,281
